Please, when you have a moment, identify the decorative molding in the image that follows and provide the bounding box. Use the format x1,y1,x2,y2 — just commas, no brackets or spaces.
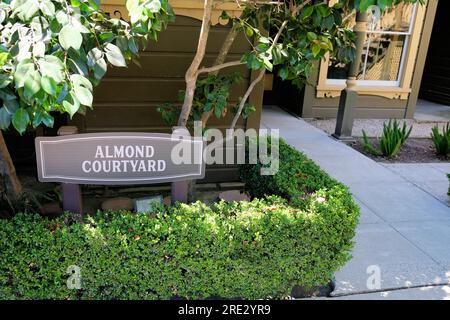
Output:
101,0,244,25
316,85,411,99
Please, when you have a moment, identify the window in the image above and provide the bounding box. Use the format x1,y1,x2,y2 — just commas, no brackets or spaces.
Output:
327,3,418,86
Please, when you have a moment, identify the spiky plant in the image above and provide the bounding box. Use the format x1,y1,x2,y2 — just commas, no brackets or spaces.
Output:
431,123,450,156
361,120,412,158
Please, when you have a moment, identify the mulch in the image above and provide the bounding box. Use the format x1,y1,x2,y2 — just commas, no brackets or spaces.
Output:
348,138,450,163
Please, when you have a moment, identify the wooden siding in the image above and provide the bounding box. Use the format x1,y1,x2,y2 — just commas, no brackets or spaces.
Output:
69,15,261,183
71,16,253,133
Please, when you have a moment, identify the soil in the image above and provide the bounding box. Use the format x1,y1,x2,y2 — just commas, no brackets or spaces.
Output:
348,138,450,163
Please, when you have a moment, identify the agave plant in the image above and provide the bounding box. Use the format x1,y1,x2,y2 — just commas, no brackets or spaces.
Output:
431,123,450,156
362,119,412,158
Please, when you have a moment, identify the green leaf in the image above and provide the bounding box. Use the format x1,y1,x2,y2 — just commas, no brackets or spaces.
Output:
14,60,34,88
87,48,103,67
3,98,19,114
73,84,93,108
68,58,88,76
146,0,161,13
245,27,254,38
15,0,39,21
12,108,30,134
38,56,64,83
128,38,139,54
307,32,317,41
300,6,314,20
0,52,9,66
41,76,57,96
278,67,289,80
0,107,12,130
263,57,273,72
93,58,108,79
104,43,127,67
70,74,93,91
316,4,331,17
0,74,12,89
23,70,41,98
312,44,321,57
59,25,82,50
39,0,55,16
32,110,54,128
62,92,80,118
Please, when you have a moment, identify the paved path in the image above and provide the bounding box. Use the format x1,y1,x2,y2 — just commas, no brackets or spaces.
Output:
261,106,450,300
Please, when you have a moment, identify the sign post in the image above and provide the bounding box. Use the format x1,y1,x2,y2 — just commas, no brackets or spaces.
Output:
36,127,205,218
57,126,83,221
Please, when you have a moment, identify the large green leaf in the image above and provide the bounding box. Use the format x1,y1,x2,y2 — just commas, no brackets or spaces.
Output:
14,60,34,88
3,98,19,114
14,0,39,21
93,58,107,79
104,43,126,67
39,0,55,16
41,76,57,96
71,74,93,107
32,110,54,128
0,74,12,88
62,92,80,118
38,57,64,83
12,108,30,134
59,25,82,50
23,70,41,98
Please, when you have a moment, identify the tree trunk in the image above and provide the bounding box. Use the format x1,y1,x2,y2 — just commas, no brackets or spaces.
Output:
178,0,214,127
0,130,23,200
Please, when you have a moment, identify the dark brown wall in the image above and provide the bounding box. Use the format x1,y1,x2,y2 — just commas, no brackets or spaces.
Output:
69,15,262,183
71,15,254,133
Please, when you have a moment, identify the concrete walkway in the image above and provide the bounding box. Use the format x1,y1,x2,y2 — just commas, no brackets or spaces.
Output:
261,106,450,300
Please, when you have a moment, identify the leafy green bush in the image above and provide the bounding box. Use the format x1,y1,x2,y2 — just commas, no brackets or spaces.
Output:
0,192,358,299
431,123,450,156
0,138,358,299
239,138,345,206
362,119,412,158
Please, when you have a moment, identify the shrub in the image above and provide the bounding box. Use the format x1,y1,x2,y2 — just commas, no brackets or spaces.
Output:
0,138,358,300
0,193,358,300
431,123,450,156
362,119,412,158
239,138,346,205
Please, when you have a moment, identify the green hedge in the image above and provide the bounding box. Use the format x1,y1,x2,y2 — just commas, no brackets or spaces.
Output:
239,138,342,206
0,138,359,300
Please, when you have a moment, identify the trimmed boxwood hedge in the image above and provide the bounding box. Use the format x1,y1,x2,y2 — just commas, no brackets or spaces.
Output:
0,138,359,300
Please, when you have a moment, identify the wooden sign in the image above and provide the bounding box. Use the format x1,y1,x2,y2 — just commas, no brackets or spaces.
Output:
35,132,205,185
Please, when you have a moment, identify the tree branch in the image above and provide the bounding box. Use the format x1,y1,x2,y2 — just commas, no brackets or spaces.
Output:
178,0,214,127
197,60,245,75
229,69,265,130
229,19,289,130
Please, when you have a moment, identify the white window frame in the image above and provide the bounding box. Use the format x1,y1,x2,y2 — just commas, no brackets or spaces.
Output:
326,3,418,87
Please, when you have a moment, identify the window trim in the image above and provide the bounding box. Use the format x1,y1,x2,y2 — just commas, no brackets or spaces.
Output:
316,3,426,100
